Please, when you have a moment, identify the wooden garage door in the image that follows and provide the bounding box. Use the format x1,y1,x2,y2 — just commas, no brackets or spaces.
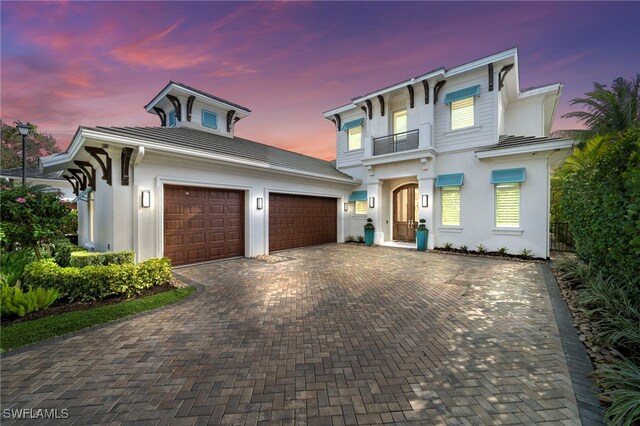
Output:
269,193,337,252
164,185,244,266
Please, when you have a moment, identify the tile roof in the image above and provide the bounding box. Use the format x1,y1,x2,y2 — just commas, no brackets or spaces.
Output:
476,135,573,152
0,167,63,180
88,126,354,181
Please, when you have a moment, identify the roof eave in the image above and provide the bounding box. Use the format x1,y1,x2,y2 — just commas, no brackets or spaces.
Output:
475,139,574,159
144,82,251,114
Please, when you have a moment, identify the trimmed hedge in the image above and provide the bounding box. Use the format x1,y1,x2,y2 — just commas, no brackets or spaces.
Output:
23,257,172,302
53,238,87,267
69,251,135,268
561,128,640,287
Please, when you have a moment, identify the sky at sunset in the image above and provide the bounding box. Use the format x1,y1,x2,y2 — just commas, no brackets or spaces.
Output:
1,1,638,160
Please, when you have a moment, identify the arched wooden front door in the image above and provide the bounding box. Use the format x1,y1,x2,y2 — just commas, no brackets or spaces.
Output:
393,183,419,242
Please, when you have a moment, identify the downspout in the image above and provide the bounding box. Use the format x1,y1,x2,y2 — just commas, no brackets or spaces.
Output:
132,146,145,263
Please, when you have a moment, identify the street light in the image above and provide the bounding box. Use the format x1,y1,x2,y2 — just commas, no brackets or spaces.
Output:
15,122,30,186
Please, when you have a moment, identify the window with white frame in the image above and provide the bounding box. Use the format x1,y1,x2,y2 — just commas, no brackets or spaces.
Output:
495,183,520,227
202,110,218,129
451,97,474,130
168,109,177,127
355,200,367,215
347,126,362,151
441,186,461,226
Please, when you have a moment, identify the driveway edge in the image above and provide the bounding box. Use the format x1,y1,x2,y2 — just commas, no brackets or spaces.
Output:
1,279,205,359
541,262,604,425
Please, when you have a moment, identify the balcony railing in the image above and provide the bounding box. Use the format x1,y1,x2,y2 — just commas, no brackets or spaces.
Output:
373,129,419,156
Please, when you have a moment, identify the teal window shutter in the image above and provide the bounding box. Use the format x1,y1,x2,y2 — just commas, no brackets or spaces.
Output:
348,190,367,201
168,110,176,127
435,173,464,187
202,110,218,129
491,168,526,184
444,85,481,104
341,118,364,131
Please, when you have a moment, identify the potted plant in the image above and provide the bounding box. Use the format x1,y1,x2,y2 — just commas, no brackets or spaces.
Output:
364,218,375,246
416,219,428,251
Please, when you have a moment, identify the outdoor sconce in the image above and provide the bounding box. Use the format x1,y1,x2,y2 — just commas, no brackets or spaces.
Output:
257,197,264,210
141,190,151,208
344,202,349,212
368,197,375,208
421,194,429,208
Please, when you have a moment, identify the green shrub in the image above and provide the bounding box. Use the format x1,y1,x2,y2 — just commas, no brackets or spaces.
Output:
443,243,453,251
497,247,508,256
476,244,487,254
460,245,468,253
1,282,59,318
69,250,134,268
0,249,35,286
519,248,533,259
23,257,172,302
595,358,640,426
52,238,86,267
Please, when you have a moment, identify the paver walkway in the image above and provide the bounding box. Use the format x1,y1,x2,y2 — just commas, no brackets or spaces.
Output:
1,245,591,425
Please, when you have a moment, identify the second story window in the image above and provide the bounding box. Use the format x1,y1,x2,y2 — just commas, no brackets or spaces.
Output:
168,109,177,127
451,97,474,130
393,109,407,135
202,110,218,129
348,126,362,151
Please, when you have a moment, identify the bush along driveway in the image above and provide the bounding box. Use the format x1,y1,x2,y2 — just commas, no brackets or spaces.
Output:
0,244,601,425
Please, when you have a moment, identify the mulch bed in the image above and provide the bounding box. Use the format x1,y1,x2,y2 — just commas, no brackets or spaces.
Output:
432,247,546,262
1,281,184,327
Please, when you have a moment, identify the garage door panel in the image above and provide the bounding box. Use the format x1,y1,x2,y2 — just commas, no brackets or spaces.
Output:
269,193,337,252
164,185,245,266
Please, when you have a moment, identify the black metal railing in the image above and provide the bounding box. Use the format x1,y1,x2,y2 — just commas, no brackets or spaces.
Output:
373,129,419,156
550,222,574,252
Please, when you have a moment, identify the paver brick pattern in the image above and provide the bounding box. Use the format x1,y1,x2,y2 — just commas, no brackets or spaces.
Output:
1,244,581,425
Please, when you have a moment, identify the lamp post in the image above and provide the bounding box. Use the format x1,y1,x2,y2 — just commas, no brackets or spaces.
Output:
15,122,30,186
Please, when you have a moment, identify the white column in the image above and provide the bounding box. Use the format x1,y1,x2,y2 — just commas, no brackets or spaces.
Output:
366,180,384,244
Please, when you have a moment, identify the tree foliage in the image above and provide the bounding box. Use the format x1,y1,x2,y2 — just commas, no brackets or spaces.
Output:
0,120,61,169
561,127,640,286
0,184,76,259
554,74,640,144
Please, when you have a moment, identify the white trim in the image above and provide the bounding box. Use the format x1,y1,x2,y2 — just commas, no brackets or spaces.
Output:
493,228,524,236
323,103,358,117
519,83,562,98
438,226,463,233
475,140,574,159
144,83,250,114
361,148,436,167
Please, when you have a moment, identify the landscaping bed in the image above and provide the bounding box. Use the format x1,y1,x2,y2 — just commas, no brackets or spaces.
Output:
432,246,546,262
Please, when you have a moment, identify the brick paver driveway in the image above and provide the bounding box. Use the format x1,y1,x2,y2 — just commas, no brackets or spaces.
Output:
2,245,586,425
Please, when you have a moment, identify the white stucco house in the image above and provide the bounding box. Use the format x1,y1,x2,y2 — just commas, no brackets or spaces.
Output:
41,47,572,265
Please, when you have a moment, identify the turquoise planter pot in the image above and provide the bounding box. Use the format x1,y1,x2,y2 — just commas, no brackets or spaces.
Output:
416,229,428,251
364,228,375,246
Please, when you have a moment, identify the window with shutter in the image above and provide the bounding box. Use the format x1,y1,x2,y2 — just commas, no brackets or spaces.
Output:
451,97,474,130
495,183,520,227
441,186,461,226
168,110,177,127
355,200,367,215
202,110,218,129
348,126,362,151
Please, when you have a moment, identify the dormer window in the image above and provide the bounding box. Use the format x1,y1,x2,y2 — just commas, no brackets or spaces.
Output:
168,109,177,127
202,110,218,129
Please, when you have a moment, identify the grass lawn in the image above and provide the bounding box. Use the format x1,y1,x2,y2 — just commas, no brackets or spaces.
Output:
1,286,195,353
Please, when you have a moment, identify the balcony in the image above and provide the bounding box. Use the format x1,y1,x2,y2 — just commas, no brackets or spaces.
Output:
373,129,419,156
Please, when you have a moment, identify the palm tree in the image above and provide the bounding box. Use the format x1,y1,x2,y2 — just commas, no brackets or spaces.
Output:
554,74,640,143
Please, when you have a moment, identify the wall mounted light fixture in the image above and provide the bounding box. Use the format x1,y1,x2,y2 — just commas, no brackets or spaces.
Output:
421,194,429,208
344,202,349,212
257,197,264,210
141,190,151,208
368,197,375,208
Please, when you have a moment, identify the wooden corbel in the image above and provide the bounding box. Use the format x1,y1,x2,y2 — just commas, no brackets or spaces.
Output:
85,147,112,186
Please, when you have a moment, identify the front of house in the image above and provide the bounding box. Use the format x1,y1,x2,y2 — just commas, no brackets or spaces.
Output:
41,48,572,265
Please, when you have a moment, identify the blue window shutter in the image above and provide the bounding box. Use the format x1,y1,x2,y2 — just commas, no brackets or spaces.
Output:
202,110,218,129
168,110,176,127
341,118,364,131
444,85,481,104
348,190,367,201
491,168,526,184
435,173,464,187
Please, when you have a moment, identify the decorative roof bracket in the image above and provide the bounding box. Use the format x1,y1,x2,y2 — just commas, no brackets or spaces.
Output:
333,114,341,130
74,160,96,190
365,100,373,119
407,85,414,108
63,175,79,196
227,110,236,132
377,95,385,117
153,107,166,127
120,148,134,186
166,94,182,121
85,146,112,186
423,80,430,104
488,63,494,92
434,80,447,103
186,95,195,122
68,168,87,191
499,64,514,90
